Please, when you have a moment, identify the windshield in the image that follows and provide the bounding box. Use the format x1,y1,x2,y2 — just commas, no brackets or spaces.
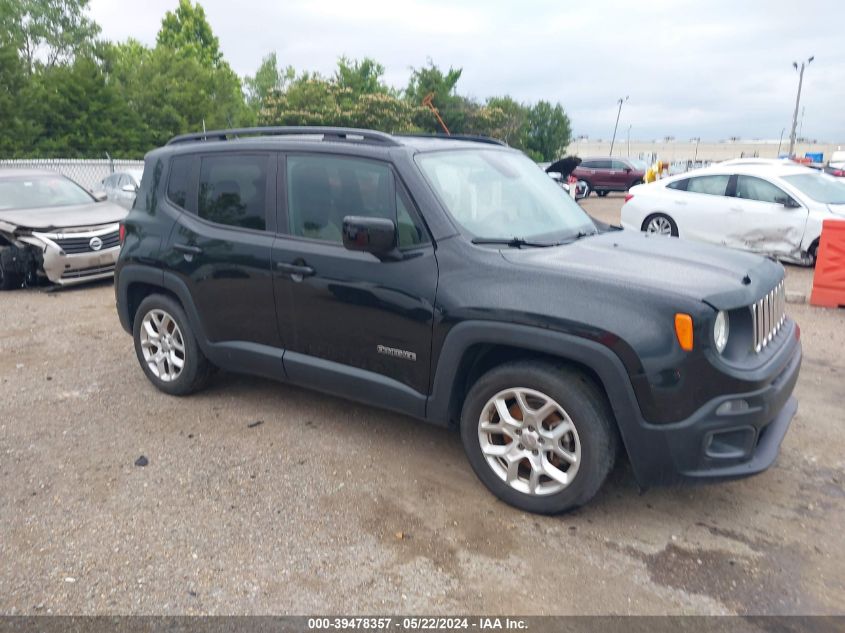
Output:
416,149,595,242
782,173,845,204
0,175,94,211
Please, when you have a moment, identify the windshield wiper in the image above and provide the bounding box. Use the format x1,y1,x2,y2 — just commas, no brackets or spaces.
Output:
471,237,558,248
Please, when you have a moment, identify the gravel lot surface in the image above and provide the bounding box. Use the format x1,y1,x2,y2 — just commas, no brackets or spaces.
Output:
1,194,843,615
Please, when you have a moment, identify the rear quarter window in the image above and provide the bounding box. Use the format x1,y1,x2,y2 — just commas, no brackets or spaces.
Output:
167,156,193,209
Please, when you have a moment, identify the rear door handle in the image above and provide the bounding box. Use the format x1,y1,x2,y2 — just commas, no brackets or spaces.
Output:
174,243,203,255
276,262,315,280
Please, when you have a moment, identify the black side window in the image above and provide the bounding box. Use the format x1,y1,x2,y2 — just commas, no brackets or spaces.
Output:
396,187,428,248
286,155,427,249
167,156,192,209
198,154,268,231
287,155,389,243
667,178,688,191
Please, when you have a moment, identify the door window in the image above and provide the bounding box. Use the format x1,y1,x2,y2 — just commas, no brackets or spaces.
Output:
286,155,427,248
198,154,268,230
592,160,612,169
685,175,729,196
611,160,629,170
167,156,193,209
735,176,788,204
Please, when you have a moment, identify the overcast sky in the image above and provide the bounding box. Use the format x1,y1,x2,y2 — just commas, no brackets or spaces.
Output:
88,0,845,142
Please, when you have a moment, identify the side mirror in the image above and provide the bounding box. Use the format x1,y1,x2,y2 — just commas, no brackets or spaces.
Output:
342,216,397,257
624,167,632,173
92,190,108,202
121,183,137,193
775,196,800,208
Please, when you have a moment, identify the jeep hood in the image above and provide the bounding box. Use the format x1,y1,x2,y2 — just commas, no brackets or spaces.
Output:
501,230,783,310
0,201,127,231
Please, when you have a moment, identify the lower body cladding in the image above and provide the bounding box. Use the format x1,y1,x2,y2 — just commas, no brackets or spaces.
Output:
623,333,802,487
5,224,120,286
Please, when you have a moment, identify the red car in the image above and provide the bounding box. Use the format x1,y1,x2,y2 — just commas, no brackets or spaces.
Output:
572,157,646,198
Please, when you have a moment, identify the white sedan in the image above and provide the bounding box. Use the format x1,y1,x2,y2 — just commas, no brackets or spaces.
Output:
621,163,845,265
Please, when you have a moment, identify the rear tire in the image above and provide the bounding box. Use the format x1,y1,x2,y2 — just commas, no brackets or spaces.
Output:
597,191,609,197
642,213,678,237
133,294,214,396
577,181,591,199
460,360,619,514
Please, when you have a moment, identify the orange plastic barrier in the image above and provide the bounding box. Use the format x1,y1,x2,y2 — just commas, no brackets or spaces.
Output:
810,219,845,308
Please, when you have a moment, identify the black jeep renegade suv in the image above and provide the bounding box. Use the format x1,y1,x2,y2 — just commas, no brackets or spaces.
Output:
115,126,801,514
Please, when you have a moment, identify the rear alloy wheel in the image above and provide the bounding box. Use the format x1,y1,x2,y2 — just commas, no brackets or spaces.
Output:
461,361,618,514
133,294,213,395
643,213,678,237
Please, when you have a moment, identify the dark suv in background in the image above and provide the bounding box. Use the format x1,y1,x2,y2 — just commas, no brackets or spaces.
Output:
115,127,801,514
573,156,646,197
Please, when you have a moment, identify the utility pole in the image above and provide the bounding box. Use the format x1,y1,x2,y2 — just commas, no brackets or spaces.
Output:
627,125,632,157
777,127,785,156
690,137,700,165
788,57,813,157
609,96,628,156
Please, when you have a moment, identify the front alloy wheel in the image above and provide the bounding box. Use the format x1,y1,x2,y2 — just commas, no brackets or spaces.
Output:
478,388,581,496
460,361,618,514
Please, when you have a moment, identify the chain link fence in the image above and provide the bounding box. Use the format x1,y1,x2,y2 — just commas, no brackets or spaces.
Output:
0,158,145,192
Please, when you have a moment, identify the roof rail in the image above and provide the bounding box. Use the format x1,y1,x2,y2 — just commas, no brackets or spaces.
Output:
166,126,402,147
400,133,508,147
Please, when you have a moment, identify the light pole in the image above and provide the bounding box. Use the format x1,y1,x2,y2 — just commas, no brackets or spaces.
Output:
627,124,632,157
788,56,813,157
609,96,628,156
690,137,701,165
777,127,785,156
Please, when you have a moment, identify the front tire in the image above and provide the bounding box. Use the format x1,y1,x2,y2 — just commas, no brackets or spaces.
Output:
460,361,619,514
642,213,678,237
133,294,214,395
0,250,23,290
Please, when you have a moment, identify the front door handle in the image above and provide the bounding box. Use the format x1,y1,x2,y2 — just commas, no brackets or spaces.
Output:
276,261,315,281
174,243,203,255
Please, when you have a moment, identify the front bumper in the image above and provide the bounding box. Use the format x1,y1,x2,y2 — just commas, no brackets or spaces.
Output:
626,331,802,487
24,224,120,285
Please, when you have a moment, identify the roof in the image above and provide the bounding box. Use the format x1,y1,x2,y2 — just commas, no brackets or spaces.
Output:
164,126,508,153
0,168,58,180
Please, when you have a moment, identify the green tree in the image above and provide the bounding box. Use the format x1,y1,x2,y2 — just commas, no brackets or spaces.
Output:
486,95,529,147
0,38,33,155
24,54,139,157
334,56,387,98
405,61,467,133
156,0,222,68
244,52,293,111
525,100,571,161
0,0,100,73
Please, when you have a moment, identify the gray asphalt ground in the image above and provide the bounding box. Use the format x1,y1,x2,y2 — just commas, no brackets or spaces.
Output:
1,194,843,615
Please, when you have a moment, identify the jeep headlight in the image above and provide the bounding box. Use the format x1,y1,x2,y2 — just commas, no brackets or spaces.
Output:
714,310,729,354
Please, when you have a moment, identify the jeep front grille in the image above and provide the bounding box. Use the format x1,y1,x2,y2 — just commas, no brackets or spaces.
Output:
751,280,786,353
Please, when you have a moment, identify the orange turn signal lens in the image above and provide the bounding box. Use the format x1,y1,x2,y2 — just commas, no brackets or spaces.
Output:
674,313,694,351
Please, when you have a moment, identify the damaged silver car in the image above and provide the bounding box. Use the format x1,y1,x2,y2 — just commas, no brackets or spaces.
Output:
0,170,128,289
